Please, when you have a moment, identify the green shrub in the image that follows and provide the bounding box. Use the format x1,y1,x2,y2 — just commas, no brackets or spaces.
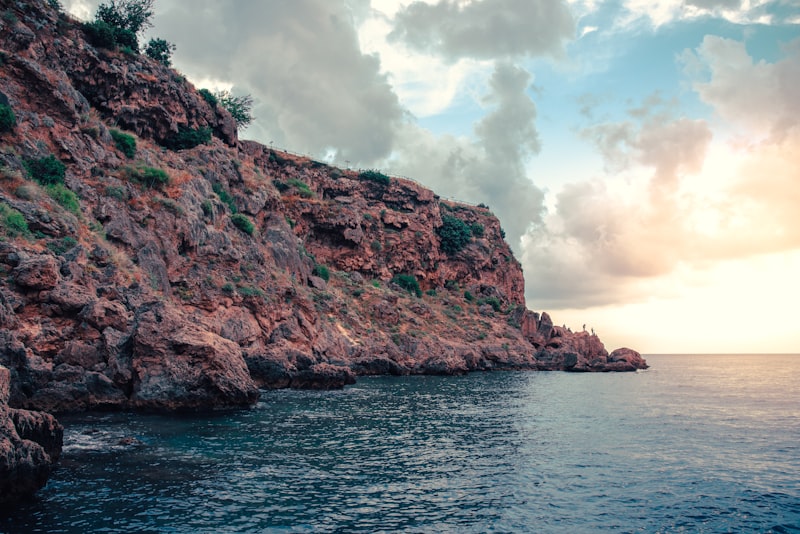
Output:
201,199,213,217
392,273,421,297
425,289,437,297
230,213,254,235
104,185,127,200
0,104,15,133
110,129,136,158
370,240,382,252
478,297,502,313
212,182,237,213
287,178,313,198
0,203,29,237
46,184,80,215
144,37,174,66
237,285,264,298
24,155,66,186
359,169,391,186
312,263,330,281
221,282,235,294
273,180,289,193
82,20,117,48
198,89,218,107
46,236,77,255
437,214,471,256
162,126,211,151
122,164,169,188
470,222,485,238
464,291,474,302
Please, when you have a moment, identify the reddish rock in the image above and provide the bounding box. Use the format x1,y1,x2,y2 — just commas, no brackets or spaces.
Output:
129,302,259,410
0,365,63,503
13,256,60,290
0,0,645,422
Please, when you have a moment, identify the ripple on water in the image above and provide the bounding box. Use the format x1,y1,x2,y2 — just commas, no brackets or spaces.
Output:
1,357,799,532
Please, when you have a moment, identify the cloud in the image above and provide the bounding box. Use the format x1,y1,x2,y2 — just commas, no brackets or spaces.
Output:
388,0,575,61
152,0,406,164
384,62,546,249
619,0,777,27
522,35,800,310
683,35,800,138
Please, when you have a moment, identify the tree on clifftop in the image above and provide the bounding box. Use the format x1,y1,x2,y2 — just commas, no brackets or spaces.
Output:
96,0,155,37
86,0,171,55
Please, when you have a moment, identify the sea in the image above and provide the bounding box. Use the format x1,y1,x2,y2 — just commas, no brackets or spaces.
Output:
1,354,799,533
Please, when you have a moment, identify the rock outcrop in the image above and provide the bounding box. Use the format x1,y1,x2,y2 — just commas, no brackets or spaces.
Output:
0,0,646,499
0,0,645,413
1,365,63,503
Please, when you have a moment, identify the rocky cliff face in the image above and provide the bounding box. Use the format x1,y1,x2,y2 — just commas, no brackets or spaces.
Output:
0,0,646,420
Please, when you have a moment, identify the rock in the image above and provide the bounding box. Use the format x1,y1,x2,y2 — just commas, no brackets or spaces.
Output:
0,365,63,504
13,256,60,290
129,302,259,410
290,363,356,390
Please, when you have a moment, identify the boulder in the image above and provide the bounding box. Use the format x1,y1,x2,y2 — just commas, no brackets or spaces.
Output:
129,302,259,410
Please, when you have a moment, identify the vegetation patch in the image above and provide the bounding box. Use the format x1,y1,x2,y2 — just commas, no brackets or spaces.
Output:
46,184,81,215
237,285,264,298
0,103,16,133
478,297,502,313
110,129,136,158
230,213,255,235
359,169,391,186
198,89,217,107
214,90,254,129
392,273,422,298
312,263,330,282
287,178,314,198
24,155,66,186
122,164,169,188
144,37,174,66
212,182,237,213
0,203,29,237
437,214,471,256
161,126,211,151
47,236,77,255
470,222,485,238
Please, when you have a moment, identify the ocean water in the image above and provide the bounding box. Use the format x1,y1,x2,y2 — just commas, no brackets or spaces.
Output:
2,354,799,533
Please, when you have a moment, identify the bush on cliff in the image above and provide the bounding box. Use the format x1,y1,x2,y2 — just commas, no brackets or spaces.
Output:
312,263,330,282
437,214,471,256
144,38,175,67
46,184,81,215
23,155,66,186
230,213,255,235
0,103,16,133
0,203,30,237
162,126,211,151
392,274,422,298
110,129,136,158
199,89,218,107
122,164,169,188
359,169,391,187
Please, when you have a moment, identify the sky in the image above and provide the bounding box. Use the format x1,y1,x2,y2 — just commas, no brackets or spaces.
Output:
63,0,800,354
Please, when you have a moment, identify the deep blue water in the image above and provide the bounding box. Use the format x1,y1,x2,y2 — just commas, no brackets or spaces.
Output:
2,354,799,533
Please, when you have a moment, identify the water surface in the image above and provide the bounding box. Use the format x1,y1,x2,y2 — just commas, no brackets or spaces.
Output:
2,354,799,532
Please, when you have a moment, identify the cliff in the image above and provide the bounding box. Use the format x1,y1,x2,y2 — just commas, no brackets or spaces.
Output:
0,0,648,500
0,0,646,417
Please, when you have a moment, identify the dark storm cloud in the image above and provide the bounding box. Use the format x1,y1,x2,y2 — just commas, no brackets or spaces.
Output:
389,0,575,61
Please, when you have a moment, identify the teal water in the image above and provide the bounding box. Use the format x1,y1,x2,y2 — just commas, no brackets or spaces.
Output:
2,354,799,532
